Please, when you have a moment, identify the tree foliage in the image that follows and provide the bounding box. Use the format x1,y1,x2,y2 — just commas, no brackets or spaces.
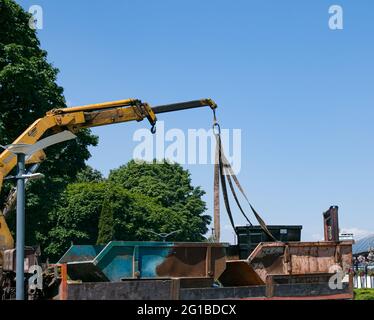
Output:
0,1,211,262
96,193,115,245
76,165,104,183
109,160,207,211
0,0,98,245
109,160,211,239
44,182,108,258
45,161,211,261
0,0,63,142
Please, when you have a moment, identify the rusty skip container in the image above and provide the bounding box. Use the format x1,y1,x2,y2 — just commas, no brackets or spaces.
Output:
219,241,353,287
58,241,228,283
2,247,39,273
248,241,353,283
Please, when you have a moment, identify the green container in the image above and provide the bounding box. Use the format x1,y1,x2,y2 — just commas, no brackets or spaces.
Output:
235,225,302,259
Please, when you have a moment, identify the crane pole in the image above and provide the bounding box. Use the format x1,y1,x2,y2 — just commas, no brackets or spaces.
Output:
152,99,217,114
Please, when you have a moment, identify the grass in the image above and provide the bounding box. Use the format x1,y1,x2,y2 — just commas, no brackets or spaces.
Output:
354,289,374,300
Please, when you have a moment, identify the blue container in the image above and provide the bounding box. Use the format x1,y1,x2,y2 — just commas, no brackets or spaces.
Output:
58,241,227,282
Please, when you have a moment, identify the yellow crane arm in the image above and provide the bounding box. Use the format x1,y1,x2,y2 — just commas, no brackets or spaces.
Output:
0,99,156,192
0,97,216,252
0,98,216,194
0,97,216,212
0,98,152,252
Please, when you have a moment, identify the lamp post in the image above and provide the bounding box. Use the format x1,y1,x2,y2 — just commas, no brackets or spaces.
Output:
1,130,76,300
16,152,26,300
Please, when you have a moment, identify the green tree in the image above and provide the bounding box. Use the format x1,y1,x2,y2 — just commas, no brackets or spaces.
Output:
0,0,98,245
45,182,107,258
76,166,104,183
45,161,211,261
96,195,115,244
109,160,211,240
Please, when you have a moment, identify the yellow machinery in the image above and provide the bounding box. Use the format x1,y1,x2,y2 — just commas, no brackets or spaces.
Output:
0,98,217,263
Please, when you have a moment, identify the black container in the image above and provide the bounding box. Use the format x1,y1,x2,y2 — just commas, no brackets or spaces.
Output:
235,225,302,259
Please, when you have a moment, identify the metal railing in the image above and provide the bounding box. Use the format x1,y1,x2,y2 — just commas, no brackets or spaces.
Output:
352,266,374,289
353,275,374,289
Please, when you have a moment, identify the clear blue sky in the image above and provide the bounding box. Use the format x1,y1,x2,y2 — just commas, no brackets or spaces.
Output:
18,0,374,243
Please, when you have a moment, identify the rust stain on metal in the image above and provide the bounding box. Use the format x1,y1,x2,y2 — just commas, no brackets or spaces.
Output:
155,243,227,279
247,241,353,283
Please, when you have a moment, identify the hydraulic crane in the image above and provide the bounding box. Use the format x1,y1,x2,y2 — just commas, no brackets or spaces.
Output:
0,98,217,257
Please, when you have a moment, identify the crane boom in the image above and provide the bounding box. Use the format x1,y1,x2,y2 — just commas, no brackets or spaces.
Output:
0,98,217,251
0,99,154,192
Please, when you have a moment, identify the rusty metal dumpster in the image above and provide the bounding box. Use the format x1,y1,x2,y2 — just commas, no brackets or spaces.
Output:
219,241,353,287
248,241,353,282
55,240,354,300
58,241,228,283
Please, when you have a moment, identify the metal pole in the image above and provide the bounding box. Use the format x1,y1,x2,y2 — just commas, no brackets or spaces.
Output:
16,153,25,300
